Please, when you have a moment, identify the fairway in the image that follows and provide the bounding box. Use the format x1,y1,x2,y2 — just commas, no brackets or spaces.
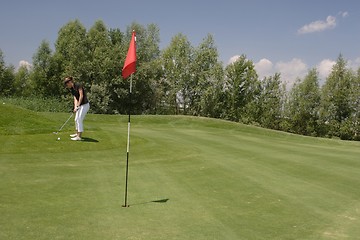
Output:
1,104,360,240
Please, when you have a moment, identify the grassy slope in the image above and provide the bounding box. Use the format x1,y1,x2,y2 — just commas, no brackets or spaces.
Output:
1,104,360,239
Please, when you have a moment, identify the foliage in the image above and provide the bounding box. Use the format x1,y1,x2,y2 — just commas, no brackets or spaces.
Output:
258,73,284,130
32,40,61,97
285,69,321,136
161,33,193,114
189,34,223,116
320,55,357,139
0,50,15,96
224,55,260,123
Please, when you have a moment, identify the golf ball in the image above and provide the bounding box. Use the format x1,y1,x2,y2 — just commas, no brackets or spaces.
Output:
57,137,60,141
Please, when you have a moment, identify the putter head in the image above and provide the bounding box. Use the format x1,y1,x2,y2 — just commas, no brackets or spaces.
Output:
53,132,58,134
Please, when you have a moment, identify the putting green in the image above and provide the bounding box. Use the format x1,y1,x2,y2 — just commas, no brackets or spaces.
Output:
1,104,360,239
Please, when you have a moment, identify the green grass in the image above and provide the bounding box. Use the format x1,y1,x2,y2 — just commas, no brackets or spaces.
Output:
1,104,360,239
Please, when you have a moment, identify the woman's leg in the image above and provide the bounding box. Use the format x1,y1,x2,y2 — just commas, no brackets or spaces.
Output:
75,103,90,138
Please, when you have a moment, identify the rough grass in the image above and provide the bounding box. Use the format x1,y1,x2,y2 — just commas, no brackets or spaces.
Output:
1,104,360,239
0,97,71,113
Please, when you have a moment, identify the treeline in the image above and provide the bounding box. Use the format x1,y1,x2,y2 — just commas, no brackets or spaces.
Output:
0,20,359,140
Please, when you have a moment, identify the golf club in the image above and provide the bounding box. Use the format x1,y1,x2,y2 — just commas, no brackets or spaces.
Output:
53,112,74,134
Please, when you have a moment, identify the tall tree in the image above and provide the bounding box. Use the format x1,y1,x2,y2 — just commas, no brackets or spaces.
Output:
348,67,360,140
104,27,127,114
224,55,260,122
199,65,225,118
31,40,61,97
87,20,112,82
161,33,193,114
286,69,321,136
258,73,284,130
189,34,222,116
14,65,31,96
55,19,89,81
0,49,15,96
320,55,354,138
86,20,114,113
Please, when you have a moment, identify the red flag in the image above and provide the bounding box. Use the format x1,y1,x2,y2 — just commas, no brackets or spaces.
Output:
122,31,137,79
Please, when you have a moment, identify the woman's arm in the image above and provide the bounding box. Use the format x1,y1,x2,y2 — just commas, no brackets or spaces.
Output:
74,87,84,112
74,96,79,112
78,87,84,107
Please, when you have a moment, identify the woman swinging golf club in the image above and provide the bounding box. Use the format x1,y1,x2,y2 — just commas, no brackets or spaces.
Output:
63,76,90,141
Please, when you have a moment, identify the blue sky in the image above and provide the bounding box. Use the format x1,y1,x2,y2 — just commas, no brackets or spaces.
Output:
1,0,359,86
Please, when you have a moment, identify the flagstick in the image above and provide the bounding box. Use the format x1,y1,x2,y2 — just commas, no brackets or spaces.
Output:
123,74,132,207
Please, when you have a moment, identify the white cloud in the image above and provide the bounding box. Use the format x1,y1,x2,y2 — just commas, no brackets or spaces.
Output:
339,11,349,18
228,55,241,65
349,57,360,71
298,15,336,34
275,58,308,87
317,59,336,80
19,60,32,70
254,58,273,80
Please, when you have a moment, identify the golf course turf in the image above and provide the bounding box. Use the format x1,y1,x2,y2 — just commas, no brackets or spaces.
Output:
1,103,360,239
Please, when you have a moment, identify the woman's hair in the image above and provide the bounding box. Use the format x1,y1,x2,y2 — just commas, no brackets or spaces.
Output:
63,76,73,85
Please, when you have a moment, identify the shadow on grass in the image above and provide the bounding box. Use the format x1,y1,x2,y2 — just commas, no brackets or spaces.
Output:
129,198,169,207
81,137,99,143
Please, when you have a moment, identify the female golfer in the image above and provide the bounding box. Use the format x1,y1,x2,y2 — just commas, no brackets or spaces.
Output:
63,76,90,141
